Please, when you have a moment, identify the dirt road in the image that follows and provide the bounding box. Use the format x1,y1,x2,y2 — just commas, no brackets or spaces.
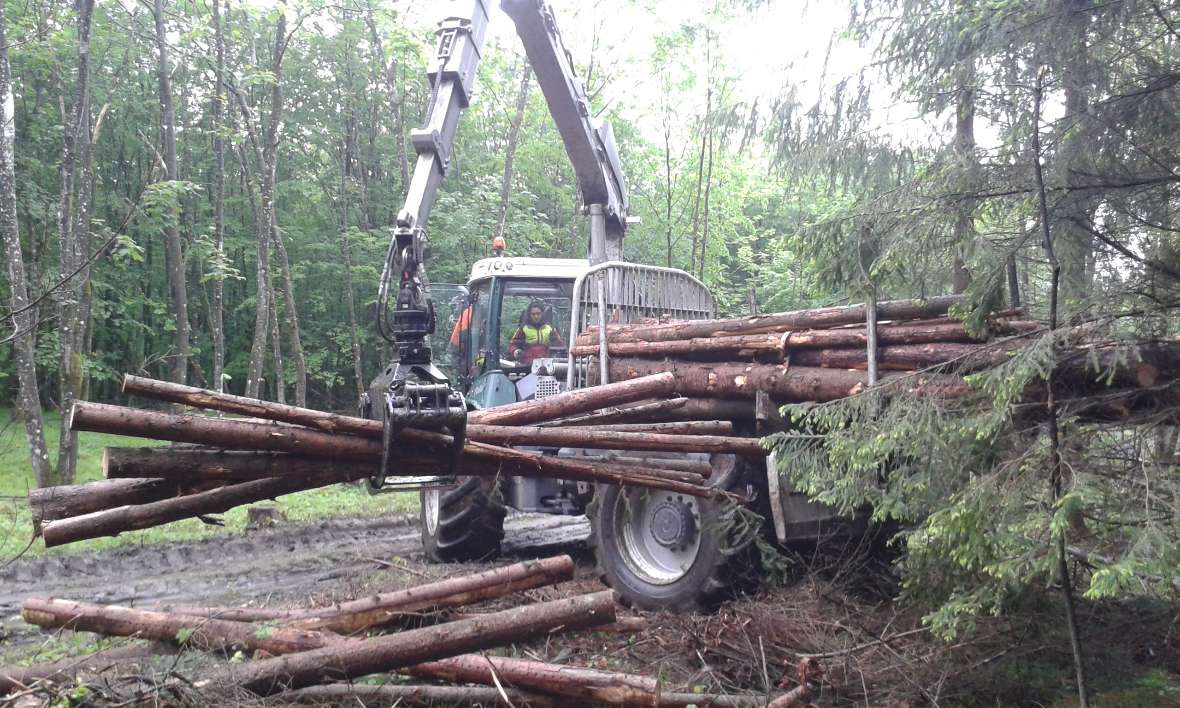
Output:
0,513,590,659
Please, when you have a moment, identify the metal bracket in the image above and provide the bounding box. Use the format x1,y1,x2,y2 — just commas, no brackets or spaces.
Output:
369,365,467,491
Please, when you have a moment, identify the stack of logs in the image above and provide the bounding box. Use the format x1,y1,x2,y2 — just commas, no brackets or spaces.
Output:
575,294,1039,400
1,555,813,704
29,370,763,547
575,294,1180,417
28,294,1180,545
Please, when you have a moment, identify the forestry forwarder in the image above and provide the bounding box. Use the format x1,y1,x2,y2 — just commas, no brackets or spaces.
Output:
364,0,838,610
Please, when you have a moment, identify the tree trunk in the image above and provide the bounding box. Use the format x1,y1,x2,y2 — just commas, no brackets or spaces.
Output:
788,342,1015,372
271,222,306,406
267,274,285,403
0,0,51,487
495,61,531,240
260,1,304,406
951,71,976,294
606,358,970,401
572,333,787,359
236,140,270,400
338,80,364,402
173,556,575,635
283,684,560,707
154,0,190,388
468,372,678,426
102,447,427,483
464,424,765,456
22,598,350,655
540,397,690,426
576,295,963,344
28,477,204,530
39,471,367,547
698,93,714,280
1052,0,1096,317
364,1,409,189
216,591,617,695
55,0,96,485
211,0,227,393
663,119,674,267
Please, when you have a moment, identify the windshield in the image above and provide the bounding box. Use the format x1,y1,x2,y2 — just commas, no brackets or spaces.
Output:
499,280,573,369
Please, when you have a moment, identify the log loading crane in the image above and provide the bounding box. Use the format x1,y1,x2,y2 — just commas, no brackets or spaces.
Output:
366,0,830,609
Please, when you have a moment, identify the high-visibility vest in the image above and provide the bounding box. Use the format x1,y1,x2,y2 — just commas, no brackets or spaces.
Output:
520,324,555,346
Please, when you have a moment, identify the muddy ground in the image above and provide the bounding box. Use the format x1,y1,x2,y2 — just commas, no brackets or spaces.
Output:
2,512,1178,706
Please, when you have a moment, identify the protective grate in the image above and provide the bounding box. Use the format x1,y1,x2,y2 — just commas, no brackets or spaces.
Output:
568,263,714,389
535,376,562,400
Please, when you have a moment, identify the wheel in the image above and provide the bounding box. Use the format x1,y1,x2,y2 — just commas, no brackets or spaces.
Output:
420,476,507,562
590,455,763,610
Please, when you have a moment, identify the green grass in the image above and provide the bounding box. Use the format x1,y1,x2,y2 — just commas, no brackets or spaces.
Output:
0,407,416,561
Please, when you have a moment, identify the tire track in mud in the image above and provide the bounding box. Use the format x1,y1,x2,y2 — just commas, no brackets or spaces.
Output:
0,513,590,658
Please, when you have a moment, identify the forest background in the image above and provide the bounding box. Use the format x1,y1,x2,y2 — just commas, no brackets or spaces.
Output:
1,0,1179,693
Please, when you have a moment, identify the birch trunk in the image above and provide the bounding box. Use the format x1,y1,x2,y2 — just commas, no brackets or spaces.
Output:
0,0,51,486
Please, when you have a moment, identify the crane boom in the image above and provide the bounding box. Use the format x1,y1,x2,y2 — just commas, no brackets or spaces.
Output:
500,0,630,264
370,0,491,490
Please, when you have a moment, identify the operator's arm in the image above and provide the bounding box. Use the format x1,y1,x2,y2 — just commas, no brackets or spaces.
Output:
507,327,526,359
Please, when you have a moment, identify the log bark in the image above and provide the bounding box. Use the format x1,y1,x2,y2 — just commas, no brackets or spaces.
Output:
72,403,725,500
123,372,676,436
577,295,963,345
21,598,348,656
102,447,437,483
284,683,560,706
0,642,177,696
571,333,787,358
168,556,575,635
28,477,207,529
789,342,1016,372
566,454,713,477
285,682,773,707
404,654,660,705
465,424,764,456
563,420,733,435
607,358,970,401
467,372,677,426
39,471,364,547
213,590,616,695
784,321,987,348
540,397,689,426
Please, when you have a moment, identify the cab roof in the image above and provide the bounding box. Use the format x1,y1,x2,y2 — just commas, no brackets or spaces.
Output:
468,256,589,283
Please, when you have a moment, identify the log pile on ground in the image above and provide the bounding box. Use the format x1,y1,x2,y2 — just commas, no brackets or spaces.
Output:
1,555,817,704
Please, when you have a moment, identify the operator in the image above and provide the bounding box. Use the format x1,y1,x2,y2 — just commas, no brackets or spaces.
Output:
507,300,565,366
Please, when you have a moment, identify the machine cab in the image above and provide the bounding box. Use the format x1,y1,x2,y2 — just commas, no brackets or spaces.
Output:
442,255,589,409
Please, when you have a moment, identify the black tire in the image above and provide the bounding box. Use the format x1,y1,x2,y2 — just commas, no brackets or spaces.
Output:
420,476,507,562
590,454,764,610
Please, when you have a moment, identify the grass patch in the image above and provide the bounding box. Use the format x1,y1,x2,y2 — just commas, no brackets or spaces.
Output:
0,407,415,562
